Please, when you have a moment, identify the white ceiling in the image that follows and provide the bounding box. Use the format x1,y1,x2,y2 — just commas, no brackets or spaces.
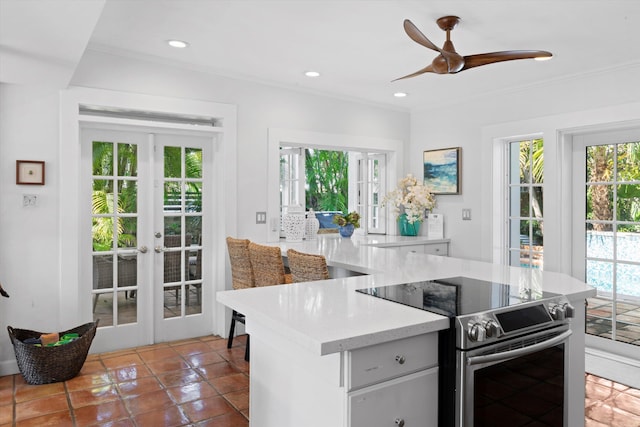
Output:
2,0,640,111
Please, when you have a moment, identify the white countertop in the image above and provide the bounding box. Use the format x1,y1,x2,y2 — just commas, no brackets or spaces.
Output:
217,234,595,356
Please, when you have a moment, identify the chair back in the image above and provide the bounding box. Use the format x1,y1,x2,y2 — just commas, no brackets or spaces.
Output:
164,235,191,282
286,249,330,283
226,237,255,290
248,242,292,287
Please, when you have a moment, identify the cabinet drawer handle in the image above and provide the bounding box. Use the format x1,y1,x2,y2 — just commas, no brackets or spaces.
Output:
395,418,405,427
395,355,406,365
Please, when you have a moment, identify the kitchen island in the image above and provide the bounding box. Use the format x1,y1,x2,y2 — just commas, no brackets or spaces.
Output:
217,234,595,427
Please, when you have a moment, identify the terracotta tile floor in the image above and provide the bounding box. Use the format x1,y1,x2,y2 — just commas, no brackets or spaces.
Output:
2,334,639,426
0,335,249,426
585,373,640,426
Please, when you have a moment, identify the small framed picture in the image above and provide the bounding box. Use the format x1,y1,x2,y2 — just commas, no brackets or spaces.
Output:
423,147,461,195
16,160,45,185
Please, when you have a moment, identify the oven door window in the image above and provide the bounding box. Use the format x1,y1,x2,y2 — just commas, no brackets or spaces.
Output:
464,341,566,427
475,344,564,425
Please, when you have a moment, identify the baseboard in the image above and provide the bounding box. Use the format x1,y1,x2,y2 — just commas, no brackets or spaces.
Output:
585,347,640,389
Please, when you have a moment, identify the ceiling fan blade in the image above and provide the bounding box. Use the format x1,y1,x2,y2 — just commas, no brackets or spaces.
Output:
403,19,442,53
460,50,552,71
392,64,435,81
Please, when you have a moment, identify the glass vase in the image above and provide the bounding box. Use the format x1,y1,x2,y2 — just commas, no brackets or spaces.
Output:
398,213,421,236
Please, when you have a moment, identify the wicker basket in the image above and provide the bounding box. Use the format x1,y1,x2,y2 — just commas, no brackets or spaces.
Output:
7,320,99,385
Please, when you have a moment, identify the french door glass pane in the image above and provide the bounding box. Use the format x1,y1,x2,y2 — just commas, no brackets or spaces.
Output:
93,142,113,175
617,142,640,180
586,184,614,221
585,140,640,346
586,260,614,292
586,145,613,179
117,143,137,176
162,144,203,318
92,139,139,326
187,182,202,213
617,225,640,263
164,146,181,178
507,139,544,269
185,148,202,178
617,184,640,220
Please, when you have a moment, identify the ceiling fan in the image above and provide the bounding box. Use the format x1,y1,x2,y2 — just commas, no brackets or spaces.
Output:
394,16,552,80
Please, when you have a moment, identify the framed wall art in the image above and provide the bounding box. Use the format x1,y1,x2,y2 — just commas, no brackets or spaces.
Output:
16,160,45,185
423,147,460,194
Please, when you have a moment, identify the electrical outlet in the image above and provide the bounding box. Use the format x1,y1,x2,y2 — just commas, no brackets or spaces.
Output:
23,194,38,207
256,211,267,224
462,208,471,220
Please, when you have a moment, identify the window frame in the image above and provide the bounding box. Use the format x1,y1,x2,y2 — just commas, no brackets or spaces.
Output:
506,138,545,269
267,128,401,242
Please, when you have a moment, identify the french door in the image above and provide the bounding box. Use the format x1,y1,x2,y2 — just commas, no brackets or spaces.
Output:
572,129,640,359
82,126,213,350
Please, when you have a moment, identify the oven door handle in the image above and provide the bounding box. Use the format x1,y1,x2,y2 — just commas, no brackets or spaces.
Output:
467,329,572,366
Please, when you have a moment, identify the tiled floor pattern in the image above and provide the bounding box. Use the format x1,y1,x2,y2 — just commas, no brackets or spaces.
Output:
0,335,249,426
585,373,640,426
587,297,640,345
2,334,640,426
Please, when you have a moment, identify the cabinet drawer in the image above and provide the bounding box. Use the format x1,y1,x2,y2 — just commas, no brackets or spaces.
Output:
349,367,438,427
424,243,448,256
348,333,438,390
397,245,425,255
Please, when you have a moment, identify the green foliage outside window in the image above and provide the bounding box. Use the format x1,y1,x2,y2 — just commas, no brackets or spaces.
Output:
586,142,640,232
305,149,349,212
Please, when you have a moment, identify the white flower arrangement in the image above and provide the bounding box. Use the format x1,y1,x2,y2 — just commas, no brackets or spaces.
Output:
382,174,437,224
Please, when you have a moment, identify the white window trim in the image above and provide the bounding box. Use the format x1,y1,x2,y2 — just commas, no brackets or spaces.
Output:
267,128,402,242
59,87,237,338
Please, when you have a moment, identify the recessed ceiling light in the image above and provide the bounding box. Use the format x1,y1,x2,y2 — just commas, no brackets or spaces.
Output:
394,92,408,98
167,40,189,48
305,71,320,77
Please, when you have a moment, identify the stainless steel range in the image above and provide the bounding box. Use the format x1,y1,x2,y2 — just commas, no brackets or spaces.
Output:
356,276,575,427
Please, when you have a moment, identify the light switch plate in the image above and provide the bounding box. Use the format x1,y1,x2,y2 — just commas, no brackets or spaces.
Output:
23,194,38,207
256,211,267,224
462,209,471,220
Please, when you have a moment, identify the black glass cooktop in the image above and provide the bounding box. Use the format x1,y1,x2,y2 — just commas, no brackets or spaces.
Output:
356,276,558,317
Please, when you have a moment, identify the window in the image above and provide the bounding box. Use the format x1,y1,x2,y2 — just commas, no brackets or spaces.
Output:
507,139,544,269
280,147,386,235
355,153,386,234
580,139,640,345
280,147,305,229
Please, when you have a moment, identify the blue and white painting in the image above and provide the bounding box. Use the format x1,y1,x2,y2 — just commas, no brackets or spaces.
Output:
423,147,460,194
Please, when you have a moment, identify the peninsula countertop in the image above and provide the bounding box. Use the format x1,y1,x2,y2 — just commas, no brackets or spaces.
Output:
216,234,596,356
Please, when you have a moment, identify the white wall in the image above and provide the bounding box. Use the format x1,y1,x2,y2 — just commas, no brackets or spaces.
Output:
0,84,62,371
409,64,640,263
71,50,410,242
0,50,410,373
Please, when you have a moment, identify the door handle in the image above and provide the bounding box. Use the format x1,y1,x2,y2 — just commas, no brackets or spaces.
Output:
155,246,165,253
138,246,149,254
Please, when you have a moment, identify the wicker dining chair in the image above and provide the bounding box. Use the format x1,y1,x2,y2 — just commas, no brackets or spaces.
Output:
248,242,293,287
226,237,254,361
286,249,330,283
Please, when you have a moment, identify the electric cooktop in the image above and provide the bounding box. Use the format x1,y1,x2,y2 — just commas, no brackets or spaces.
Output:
355,276,559,318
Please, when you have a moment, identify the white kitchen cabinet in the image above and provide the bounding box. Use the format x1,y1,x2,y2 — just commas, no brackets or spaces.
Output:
347,333,438,390
393,242,449,256
349,368,438,427
247,323,439,427
347,334,439,427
